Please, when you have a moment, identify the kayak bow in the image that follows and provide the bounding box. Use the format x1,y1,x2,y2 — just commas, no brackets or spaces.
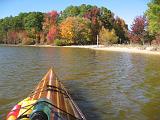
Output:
7,68,86,120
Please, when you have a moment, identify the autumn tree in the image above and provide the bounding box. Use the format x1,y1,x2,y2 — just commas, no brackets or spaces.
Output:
99,27,118,45
129,16,147,45
114,17,128,44
59,17,74,44
42,10,59,44
73,17,92,44
84,6,101,44
128,32,140,44
58,4,130,45
100,7,114,30
0,4,131,46
47,25,58,44
60,17,91,45
0,12,31,44
43,11,58,33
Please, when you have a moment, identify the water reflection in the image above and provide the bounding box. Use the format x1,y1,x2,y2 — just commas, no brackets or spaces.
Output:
0,47,160,120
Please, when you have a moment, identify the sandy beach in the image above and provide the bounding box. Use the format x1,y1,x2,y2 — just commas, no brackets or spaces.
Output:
92,47,160,55
63,45,160,55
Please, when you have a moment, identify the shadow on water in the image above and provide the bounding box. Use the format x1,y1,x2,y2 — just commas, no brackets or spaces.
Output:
54,48,103,120
67,83,102,120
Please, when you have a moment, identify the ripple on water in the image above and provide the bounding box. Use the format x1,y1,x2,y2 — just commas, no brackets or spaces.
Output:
1,47,160,120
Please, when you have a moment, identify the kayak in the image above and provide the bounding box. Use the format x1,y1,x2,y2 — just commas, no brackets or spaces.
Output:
6,68,86,120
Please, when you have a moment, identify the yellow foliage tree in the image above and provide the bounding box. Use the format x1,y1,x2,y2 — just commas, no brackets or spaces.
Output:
59,17,92,45
59,17,75,44
99,27,118,45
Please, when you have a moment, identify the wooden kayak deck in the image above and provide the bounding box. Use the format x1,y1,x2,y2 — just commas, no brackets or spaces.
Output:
29,68,86,120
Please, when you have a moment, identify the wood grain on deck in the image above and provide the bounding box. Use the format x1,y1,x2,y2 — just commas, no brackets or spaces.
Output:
29,68,86,120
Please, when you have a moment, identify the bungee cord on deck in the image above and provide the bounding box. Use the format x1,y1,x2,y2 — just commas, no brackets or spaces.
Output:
16,100,84,120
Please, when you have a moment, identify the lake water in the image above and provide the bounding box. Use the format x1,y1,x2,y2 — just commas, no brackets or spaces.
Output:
0,46,160,120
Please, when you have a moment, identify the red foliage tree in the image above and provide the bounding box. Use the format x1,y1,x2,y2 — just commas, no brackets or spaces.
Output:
47,25,58,44
8,31,18,44
43,10,58,32
84,7,101,43
128,32,140,44
47,11,59,25
129,16,147,44
131,16,147,35
42,10,59,44
84,7,100,25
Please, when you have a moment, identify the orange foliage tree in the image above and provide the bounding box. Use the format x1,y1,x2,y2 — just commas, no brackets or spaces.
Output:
59,17,74,44
59,17,92,45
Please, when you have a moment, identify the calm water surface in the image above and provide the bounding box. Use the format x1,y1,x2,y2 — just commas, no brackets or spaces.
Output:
0,46,160,120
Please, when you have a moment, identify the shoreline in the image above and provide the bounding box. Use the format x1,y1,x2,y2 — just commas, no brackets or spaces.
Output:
1,44,160,55
92,46,160,55
63,45,160,55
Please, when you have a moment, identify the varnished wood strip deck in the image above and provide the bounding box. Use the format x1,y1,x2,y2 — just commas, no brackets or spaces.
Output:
58,82,68,119
28,68,86,120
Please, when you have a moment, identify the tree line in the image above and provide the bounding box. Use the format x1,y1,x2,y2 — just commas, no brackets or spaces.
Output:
0,4,128,45
129,0,160,45
0,1,159,46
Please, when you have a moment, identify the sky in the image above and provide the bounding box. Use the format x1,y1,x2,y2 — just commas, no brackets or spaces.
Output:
0,0,150,28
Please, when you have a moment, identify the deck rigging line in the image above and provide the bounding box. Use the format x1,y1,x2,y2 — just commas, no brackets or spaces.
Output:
16,100,84,120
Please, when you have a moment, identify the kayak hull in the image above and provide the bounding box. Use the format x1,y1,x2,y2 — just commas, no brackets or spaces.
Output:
7,68,86,120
